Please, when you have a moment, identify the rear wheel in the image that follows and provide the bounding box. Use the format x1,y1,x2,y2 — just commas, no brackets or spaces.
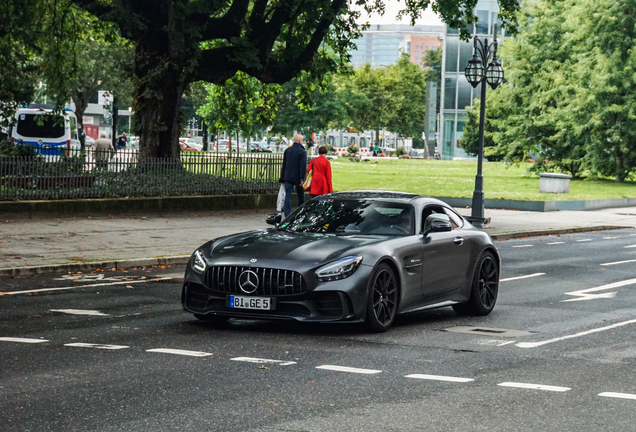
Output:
453,251,499,316
366,263,399,332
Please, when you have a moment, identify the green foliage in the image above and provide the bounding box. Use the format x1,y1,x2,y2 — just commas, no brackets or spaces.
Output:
0,140,40,157
347,144,359,155
481,0,636,181
394,147,406,156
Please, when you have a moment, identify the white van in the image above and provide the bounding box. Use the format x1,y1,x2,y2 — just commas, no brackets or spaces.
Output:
10,106,81,157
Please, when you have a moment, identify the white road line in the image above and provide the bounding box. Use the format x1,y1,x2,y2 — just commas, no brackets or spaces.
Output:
546,242,565,245
576,239,592,242
316,365,381,374
231,357,297,366
0,337,49,343
562,278,636,302
624,244,636,249
603,236,617,239
405,374,474,383
512,245,533,248
500,273,545,282
516,318,636,348
600,258,636,266
0,278,173,296
50,309,110,316
599,392,636,400
65,343,129,350
146,348,213,357
498,382,570,392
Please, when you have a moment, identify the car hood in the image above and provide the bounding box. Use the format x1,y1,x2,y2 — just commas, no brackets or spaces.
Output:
205,229,386,266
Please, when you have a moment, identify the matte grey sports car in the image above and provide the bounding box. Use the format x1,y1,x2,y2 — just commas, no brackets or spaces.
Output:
181,191,500,332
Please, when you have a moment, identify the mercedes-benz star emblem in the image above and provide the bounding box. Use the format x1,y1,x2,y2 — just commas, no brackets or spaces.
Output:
250,258,257,263
238,270,259,294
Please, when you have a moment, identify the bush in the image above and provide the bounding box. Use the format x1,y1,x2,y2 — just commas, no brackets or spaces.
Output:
0,140,40,157
395,147,406,157
347,144,358,155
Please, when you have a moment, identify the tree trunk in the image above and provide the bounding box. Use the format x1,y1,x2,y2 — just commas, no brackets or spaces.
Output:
615,153,624,182
134,21,191,160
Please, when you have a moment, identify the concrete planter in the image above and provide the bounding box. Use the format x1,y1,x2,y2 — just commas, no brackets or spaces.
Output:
539,173,572,193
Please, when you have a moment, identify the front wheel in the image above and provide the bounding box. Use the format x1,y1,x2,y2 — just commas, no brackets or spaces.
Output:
366,263,399,332
452,251,499,316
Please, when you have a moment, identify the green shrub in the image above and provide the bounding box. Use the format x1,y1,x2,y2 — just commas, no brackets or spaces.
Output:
0,140,41,157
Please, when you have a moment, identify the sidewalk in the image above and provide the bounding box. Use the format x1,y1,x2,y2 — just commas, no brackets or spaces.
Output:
1,206,635,277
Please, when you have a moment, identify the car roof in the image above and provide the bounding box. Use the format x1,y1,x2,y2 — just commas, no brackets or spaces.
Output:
326,191,422,202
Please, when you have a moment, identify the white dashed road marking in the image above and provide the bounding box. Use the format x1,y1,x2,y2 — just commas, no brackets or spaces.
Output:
500,273,545,282
50,309,110,316
0,337,49,343
576,239,592,242
600,258,636,266
498,382,570,392
231,357,297,366
146,348,213,357
546,242,565,245
624,244,636,249
512,245,533,248
517,318,636,348
599,392,636,400
405,374,474,383
316,365,381,374
65,343,129,350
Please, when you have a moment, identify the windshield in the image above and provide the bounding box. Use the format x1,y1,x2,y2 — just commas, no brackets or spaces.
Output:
16,113,65,138
280,199,414,236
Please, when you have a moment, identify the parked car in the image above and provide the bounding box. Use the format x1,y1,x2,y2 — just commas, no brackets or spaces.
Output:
180,141,199,152
84,135,95,148
248,141,273,153
181,191,500,332
214,139,229,152
179,137,203,151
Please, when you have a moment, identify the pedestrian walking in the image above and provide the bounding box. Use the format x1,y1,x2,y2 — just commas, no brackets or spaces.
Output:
307,145,333,198
94,132,114,171
280,133,307,217
117,134,127,150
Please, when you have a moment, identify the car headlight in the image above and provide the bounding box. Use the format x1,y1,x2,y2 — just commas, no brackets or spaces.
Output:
191,249,207,274
315,256,363,282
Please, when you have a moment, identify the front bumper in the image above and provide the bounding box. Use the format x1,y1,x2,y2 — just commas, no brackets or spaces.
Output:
181,263,373,323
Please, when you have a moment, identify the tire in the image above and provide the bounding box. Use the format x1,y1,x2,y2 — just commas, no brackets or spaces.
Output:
453,251,499,316
194,313,230,323
366,263,399,332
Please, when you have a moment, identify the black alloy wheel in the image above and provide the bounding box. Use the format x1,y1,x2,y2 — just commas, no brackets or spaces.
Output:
366,263,399,332
453,251,499,316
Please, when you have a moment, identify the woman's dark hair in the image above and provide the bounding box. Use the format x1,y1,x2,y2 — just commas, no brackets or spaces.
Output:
318,145,328,155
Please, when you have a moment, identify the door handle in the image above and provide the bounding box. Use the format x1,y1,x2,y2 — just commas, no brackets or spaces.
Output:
454,237,464,245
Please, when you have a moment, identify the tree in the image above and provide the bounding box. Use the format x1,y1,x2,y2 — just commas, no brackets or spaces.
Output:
67,0,521,159
69,35,134,133
0,0,81,124
197,72,280,151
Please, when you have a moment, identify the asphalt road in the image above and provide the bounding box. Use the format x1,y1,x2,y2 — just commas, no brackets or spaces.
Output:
2,229,636,431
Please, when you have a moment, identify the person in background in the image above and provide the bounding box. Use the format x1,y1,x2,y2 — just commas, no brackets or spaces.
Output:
373,143,380,157
307,145,333,198
117,133,127,150
94,132,114,171
280,133,307,217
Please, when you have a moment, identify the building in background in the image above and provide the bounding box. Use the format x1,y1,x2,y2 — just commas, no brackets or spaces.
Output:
350,24,443,68
439,0,504,160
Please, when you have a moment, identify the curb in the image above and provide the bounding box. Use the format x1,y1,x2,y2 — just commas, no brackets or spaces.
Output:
489,225,634,241
0,255,190,278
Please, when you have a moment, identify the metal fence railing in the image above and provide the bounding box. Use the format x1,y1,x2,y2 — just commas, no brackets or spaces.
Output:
0,149,283,200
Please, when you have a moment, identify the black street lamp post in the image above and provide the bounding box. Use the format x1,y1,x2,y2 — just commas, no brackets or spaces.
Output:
464,24,504,227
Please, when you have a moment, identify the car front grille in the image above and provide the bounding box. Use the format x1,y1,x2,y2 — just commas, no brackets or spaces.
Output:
205,266,307,296
184,283,208,311
314,292,343,317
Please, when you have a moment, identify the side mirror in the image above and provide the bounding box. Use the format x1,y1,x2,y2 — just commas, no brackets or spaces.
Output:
266,212,282,226
423,214,452,236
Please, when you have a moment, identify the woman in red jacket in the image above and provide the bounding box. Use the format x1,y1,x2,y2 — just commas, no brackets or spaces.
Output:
307,145,333,198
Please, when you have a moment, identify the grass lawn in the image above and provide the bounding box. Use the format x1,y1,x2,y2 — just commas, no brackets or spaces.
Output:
330,159,636,201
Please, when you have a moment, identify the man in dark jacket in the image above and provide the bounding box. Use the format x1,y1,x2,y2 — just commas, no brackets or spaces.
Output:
280,133,307,217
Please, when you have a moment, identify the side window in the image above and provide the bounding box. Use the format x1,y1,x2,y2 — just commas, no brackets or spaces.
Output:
444,208,464,229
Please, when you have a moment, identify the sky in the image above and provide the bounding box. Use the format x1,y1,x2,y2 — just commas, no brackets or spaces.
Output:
356,1,443,26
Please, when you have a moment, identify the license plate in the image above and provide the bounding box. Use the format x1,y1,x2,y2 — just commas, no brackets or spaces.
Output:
229,295,272,310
